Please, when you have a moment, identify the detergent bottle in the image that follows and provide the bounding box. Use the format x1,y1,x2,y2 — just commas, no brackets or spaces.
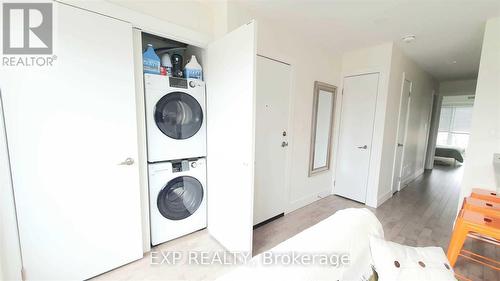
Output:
143,44,160,74
184,55,203,80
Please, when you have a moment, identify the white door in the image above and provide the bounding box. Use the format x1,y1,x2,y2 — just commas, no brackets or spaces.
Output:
253,56,291,225
392,79,412,193
206,21,257,253
0,3,142,280
335,73,379,203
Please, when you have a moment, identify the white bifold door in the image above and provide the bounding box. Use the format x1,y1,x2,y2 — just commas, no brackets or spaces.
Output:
206,22,257,253
335,73,379,203
1,3,142,280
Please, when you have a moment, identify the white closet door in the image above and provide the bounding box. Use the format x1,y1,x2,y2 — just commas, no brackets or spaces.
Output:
206,21,257,253
335,73,379,203
392,79,412,193
1,3,142,280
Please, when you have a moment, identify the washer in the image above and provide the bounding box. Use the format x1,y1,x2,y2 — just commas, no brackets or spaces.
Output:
149,158,207,246
144,74,206,162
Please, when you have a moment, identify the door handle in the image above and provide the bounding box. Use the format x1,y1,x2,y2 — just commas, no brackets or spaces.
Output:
357,145,368,150
398,143,404,147
118,157,134,166
281,141,289,147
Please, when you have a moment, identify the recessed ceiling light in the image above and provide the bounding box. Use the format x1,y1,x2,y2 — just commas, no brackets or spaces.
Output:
401,35,416,43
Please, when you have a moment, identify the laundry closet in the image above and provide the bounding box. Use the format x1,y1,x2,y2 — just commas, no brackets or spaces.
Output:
1,2,290,280
138,23,292,256
138,32,208,248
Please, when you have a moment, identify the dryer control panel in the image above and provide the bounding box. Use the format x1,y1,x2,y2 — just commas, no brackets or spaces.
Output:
169,77,187,89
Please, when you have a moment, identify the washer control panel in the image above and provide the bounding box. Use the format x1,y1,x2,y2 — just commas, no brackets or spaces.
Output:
171,158,204,172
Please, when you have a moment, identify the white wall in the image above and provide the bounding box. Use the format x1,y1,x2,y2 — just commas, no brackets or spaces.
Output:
224,3,343,211
442,95,475,106
460,17,500,204
340,43,436,207
62,0,211,47
439,79,477,96
107,0,214,39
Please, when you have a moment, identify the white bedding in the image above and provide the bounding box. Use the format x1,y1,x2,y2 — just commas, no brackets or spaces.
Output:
217,208,383,281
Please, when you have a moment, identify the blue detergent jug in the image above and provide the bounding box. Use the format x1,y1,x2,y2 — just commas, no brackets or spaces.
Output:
184,55,203,80
143,44,160,74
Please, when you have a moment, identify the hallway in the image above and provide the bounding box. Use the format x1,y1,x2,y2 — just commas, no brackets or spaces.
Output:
374,165,462,249
254,166,462,253
254,165,499,279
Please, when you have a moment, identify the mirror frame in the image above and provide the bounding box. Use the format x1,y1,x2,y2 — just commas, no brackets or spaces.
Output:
308,81,337,176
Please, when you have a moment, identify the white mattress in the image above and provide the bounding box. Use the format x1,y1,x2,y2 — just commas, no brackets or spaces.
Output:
217,208,384,281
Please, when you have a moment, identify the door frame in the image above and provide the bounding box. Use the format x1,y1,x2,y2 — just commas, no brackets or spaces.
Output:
421,90,435,171
0,91,23,281
425,92,442,170
256,55,295,216
333,70,382,205
391,74,413,194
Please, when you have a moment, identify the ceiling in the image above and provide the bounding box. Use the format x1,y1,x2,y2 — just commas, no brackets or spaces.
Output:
237,0,500,81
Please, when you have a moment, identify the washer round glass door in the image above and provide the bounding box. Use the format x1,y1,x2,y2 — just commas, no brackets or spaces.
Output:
157,176,204,220
154,92,203,140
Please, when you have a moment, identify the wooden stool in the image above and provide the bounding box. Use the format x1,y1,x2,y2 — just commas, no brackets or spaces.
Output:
447,210,500,268
471,188,500,203
462,197,500,217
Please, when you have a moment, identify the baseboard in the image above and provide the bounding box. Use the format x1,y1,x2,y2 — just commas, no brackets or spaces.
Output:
377,190,393,207
401,168,425,187
253,213,284,229
285,189,331,214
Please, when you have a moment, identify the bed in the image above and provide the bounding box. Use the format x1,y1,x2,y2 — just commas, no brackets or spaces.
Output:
435,145,465,164
216,208,383,281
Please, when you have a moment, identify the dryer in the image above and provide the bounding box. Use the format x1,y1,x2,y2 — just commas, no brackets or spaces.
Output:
144,74,206,162
149,158,207,245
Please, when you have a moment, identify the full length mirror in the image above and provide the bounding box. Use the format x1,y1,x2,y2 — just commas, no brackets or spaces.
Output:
309,81,336,176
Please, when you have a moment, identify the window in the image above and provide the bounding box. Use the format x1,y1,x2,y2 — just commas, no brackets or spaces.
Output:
437,105,473,148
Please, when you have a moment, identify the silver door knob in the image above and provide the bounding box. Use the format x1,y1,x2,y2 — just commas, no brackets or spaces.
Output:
118,157,134,165
281,141,289,147
357,145,368,149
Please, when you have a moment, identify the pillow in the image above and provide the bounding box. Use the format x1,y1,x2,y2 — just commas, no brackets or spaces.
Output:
369,236,456,281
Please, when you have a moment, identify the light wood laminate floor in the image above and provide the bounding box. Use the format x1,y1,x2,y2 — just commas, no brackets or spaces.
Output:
95,165,499,280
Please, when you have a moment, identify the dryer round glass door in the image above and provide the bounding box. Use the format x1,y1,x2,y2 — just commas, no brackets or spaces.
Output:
157,176,204,220
154,92,203,140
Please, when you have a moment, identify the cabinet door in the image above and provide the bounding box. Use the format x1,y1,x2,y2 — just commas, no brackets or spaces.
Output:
1,3,142,280
206,21,257,253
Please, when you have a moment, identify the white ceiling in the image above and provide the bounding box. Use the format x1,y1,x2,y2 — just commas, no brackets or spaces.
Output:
237,0,500,81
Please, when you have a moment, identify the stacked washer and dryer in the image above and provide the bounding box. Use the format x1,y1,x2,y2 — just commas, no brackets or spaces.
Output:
144,74,207,246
